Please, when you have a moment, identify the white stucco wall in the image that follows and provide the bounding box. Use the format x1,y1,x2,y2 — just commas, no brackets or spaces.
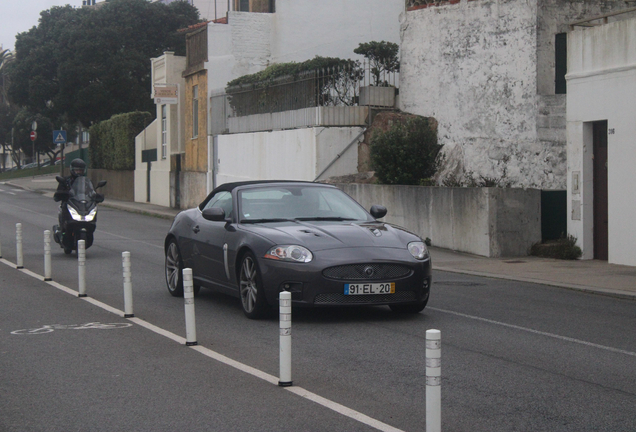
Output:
566,18,636,266
269,0,403,64
215,127,363,185
206,0,403,93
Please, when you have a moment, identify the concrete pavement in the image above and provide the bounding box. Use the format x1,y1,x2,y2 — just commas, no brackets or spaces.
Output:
5,173,636,300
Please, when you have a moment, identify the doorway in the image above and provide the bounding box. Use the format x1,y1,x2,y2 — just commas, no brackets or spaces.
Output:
592,120,608,260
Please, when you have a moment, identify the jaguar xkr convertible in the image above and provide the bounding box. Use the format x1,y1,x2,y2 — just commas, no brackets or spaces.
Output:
164,181,432,319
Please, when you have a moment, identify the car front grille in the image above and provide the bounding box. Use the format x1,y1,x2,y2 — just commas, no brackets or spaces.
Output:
322,263,412,281
314,291,417,305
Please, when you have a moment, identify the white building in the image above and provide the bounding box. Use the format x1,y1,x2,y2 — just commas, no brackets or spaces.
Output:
566,12,636,265
138,0,405,209
134,52,186,207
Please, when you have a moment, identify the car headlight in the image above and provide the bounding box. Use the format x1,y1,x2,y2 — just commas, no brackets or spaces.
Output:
408,241,429,260
265,245,313,263
68,206,83,221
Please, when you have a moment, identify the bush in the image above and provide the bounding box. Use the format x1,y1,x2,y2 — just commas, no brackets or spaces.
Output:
529,234,582,260
370,116,442,185
89,111,152,170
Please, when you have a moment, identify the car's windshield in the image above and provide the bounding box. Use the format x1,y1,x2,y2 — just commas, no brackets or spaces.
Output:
69,176,96,202
238,186,371,222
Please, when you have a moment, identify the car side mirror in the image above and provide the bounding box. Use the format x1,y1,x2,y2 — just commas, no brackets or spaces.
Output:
370,205,387,219
55,175,65,184
96,180,107,189
202,207,226,222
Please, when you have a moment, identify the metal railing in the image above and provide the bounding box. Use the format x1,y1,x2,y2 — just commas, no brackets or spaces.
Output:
209,61,399,135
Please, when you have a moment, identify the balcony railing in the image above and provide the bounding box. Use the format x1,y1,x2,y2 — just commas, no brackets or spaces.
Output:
209,62,399,135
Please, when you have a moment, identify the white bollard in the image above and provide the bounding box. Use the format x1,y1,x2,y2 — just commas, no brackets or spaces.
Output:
44,230,52,281
183,268,197,346
122,251,134,318
16,223,23,269
278,291,293,387
426,329,442,432
77,239,86,297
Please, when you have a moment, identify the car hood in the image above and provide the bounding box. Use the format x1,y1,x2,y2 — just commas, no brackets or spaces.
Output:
241,221,420,252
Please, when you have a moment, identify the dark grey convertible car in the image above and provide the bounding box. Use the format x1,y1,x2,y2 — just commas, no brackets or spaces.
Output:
164,181,432,319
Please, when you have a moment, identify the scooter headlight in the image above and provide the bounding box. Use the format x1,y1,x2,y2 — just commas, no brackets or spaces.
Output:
84,208,97,222
68,206,83,221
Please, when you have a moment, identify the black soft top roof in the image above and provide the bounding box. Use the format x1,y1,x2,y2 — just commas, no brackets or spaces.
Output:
211,179,319,194
200,180,331,208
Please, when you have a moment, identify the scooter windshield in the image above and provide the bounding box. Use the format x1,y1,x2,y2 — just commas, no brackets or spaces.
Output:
68,177,96,202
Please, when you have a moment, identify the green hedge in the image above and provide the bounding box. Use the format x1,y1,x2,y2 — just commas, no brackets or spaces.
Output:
370,116,442,185
89,111,153,171
226,56,359,89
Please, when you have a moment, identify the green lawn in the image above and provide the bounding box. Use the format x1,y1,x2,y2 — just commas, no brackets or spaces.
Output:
0,165,60,181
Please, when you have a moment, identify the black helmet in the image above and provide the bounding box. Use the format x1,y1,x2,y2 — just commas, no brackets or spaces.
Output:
70,159,86,178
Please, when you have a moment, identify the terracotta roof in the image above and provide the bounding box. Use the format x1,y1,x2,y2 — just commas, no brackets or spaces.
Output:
177,20,212,33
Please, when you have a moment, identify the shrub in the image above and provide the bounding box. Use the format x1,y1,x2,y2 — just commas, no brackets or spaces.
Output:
370,116,442,185
529,234,582,260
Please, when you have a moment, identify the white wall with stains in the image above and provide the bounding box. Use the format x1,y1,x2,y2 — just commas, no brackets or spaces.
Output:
400,0,629,189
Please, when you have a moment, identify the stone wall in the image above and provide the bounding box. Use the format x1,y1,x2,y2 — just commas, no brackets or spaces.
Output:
89,169,134,202
339,183,541,257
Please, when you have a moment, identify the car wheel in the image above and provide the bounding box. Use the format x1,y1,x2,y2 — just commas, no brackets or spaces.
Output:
389,298,428,314
239,252,269,319
165,240,185,297
165,240,202,297
63,246,72,255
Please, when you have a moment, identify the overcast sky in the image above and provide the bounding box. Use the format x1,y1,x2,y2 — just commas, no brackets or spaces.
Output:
1,1,78,52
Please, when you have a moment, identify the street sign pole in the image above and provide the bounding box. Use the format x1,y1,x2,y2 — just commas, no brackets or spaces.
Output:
53,130,67,176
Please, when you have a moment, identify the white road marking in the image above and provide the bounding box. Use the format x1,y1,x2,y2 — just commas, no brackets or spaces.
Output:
1,258,408,432
429,306,636,357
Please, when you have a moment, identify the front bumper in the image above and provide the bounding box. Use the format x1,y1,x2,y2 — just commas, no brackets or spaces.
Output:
257,247,432,307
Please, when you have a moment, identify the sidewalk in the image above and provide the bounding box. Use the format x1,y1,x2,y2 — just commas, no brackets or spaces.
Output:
5,173,636,300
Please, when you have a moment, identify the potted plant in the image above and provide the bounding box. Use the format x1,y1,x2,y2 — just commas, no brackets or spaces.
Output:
354,41,400,107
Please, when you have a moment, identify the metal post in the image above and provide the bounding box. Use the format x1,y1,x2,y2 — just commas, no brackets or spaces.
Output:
426,329,442,432
44,230,52,281
183,268,197,346
77,239,86,297
16,223,23,269
122,251,134,318
279,291,292,387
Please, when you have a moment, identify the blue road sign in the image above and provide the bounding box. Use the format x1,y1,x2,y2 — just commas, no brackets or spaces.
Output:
53,130,67,144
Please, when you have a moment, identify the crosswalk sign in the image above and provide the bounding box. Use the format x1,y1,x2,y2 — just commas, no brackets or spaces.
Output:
53,130,67,144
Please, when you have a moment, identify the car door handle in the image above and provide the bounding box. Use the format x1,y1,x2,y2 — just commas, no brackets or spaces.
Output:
192,225,200,234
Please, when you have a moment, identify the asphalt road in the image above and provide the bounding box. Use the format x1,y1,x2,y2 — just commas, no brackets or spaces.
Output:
1,184,635,431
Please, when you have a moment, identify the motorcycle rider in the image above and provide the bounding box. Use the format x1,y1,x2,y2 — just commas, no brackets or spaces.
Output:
53,158,89,241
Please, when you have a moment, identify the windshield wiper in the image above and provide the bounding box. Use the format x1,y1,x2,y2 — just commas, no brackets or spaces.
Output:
240,218,298,224
295,217,357,221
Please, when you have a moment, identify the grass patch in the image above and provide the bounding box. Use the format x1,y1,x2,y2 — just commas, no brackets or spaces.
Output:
0,165,60,181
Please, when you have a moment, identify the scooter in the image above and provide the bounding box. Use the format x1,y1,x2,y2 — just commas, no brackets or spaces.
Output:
52,176,107,254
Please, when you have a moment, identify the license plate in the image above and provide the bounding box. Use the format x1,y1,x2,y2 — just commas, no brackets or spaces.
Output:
344,282,395,295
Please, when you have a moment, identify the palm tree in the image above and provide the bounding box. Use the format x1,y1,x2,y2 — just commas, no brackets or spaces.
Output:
0,48,15,106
